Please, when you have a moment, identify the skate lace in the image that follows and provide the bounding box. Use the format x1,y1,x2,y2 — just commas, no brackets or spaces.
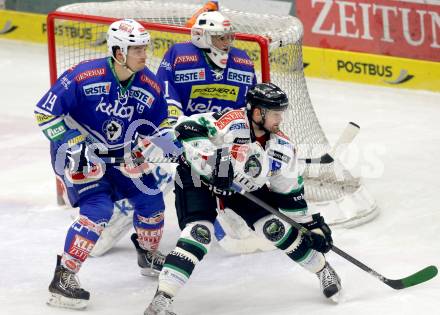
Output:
150,293,175,314
147,250,166,267
61,270,81,290
319,266,336,288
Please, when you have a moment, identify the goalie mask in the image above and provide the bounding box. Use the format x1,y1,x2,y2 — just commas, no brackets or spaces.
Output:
107,19,151,71
191,11,234,68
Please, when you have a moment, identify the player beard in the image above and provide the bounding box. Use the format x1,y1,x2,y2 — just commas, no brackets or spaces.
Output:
268,124,280,133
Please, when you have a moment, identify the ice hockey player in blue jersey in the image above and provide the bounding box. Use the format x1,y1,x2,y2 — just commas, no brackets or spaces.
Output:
144,83,342,315
157,10,257,124
34,19,180,310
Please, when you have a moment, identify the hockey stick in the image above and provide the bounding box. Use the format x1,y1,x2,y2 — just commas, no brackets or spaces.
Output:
101,154,331,166
233,184,438,290
301,121,360,164
99,122,360,166
98,155,178,165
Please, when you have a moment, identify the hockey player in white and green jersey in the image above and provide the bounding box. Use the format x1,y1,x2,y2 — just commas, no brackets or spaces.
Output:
144,83,342,315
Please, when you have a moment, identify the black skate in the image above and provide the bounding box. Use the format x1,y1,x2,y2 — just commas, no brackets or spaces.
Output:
131,233,166,276
316,262,342,302
144,291,176,315
47,255,90,309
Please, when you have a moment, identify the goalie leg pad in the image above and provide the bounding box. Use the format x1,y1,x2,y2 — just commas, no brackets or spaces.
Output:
158,220,214,297
254,215,325,273
89,200,134,257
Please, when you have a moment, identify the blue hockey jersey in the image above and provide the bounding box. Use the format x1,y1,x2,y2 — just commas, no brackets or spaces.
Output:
156,42,257,123
35,57,169,154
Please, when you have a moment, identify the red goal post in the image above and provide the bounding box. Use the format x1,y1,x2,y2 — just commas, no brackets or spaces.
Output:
46,11,271,85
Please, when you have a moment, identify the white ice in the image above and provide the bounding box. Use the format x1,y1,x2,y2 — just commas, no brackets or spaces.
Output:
0,39,439,315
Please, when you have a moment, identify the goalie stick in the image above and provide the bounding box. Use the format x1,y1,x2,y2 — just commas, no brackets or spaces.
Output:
233,184,438,290
98,122,361,166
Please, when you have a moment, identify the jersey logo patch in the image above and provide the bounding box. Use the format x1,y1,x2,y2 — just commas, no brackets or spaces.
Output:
130,86,155,108
227,68,254,84
102,118,124,143
174,54,199,67
276,130,290,140
174,68,206,83
83,82,111,96
190,84,239,102
190,224,211,244
229,122,246,131
75,68,106,82
214,109,245,129
159,60,172,71
140,74,161,94
233,137,250,144
231,56,253,67
186,100,234,114
268,149,291,163
96,97,135,121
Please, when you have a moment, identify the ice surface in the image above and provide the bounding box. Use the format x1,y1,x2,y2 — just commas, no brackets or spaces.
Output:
0,39,439,315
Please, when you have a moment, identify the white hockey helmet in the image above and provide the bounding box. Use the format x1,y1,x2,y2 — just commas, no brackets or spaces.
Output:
107,19,151,58
191,11,234,68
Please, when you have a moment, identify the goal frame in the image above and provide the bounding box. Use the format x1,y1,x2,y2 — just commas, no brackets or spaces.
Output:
46,11,271,85
46,11,273,204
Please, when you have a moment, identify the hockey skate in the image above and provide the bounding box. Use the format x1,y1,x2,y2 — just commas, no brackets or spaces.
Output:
47,255,90,309
131,233,166,276
316,262,342,302
144,291,176,315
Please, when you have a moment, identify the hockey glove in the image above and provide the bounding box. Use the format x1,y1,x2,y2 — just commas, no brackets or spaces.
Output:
63,129,92,173
60,129,103,183
119,137,154,178
301,213,333,253
233,173,261,192
207,147,234,196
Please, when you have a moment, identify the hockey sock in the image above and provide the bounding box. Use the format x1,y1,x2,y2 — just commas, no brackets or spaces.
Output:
158,221,214,297
254,214,325,273
62,215,105,272
133,212,165,251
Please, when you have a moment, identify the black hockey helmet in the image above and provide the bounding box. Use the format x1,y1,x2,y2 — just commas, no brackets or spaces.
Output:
246,82,289,112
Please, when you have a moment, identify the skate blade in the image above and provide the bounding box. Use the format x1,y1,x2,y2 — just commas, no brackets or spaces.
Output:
328,288,344,304
47,292,88,310
140,268,160,277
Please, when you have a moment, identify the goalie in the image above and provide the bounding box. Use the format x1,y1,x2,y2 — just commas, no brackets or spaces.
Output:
145,83,342,315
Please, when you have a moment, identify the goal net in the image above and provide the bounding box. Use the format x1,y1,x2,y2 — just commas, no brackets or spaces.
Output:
47,1,378,227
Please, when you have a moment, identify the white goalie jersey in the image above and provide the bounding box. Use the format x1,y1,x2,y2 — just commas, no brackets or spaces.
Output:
174,108,308,215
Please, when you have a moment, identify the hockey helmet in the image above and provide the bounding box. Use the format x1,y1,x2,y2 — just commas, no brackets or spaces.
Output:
107,19,151,58
246,83,289,112
191,11,234,68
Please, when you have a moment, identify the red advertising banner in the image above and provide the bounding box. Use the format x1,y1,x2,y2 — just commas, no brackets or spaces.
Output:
297,0,440,62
